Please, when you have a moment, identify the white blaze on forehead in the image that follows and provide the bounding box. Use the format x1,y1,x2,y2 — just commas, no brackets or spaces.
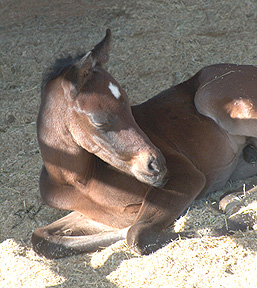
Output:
108,82,121,99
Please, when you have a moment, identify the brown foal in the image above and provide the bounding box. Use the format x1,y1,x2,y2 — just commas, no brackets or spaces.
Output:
32,30,257,258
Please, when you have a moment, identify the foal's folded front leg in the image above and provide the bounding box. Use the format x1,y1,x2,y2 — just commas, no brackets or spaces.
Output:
32,212,129,259
126,154,206,255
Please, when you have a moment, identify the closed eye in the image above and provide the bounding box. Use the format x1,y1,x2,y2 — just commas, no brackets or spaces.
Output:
93,122,108,128
88,113,118,128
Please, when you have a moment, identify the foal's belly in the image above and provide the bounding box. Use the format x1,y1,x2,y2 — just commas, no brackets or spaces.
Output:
140,105,246,196
168,123,245,196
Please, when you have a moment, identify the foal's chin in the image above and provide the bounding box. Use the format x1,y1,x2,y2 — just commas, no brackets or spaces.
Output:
133,170,169,188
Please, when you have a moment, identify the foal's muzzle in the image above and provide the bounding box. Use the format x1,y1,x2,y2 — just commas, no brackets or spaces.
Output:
131,150,168,188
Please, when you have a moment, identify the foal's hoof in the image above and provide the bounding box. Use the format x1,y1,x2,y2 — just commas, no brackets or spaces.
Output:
219,193,257,231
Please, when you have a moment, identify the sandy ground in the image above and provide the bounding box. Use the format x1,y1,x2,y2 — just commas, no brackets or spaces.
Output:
1,0,257,287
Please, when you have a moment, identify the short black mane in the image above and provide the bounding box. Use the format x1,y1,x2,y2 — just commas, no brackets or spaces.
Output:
41,53,85,92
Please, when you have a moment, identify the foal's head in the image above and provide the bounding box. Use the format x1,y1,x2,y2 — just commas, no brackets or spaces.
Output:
60,30,167,187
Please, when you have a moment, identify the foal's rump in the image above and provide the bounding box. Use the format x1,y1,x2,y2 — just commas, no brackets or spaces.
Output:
193,64,257,181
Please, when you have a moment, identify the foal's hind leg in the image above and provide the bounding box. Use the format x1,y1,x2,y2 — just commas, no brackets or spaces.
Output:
220,147,257,232
195,75,257,232
32,212,128,259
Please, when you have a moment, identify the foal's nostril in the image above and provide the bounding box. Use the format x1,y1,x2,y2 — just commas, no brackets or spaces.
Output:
147,159,160,174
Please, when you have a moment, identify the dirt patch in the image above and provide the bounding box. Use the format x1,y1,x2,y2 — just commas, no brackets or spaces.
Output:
1,0,257,287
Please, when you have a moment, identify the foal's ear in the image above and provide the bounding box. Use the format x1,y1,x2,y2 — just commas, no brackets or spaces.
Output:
77,29,111,71
73,29,111,90
63,30,112,98
91,28,112,66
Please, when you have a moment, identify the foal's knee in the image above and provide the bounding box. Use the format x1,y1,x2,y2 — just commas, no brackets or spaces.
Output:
32,227,57,258
32,227,76,259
